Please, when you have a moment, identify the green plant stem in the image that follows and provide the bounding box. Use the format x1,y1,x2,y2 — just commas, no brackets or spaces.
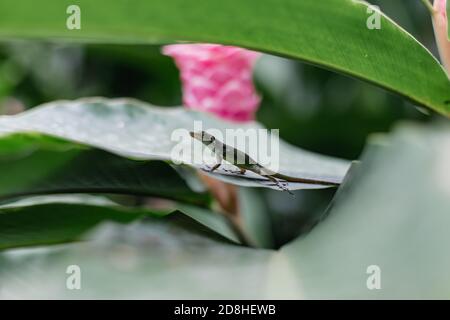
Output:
421,0,436,15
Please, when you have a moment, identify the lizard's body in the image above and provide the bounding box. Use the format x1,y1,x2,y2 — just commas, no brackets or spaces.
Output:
190,131,339,191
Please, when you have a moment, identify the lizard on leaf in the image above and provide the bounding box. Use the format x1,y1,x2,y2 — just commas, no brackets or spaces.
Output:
189,131,340,193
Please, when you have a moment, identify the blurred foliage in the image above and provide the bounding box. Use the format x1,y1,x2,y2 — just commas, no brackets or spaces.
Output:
0,98,349,248
257,0,443,159
0,0,448,250
0,1,444,160
3,122,450,299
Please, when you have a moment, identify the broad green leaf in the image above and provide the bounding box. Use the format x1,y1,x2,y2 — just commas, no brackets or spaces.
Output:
278,123,450,299
176,204,240,244
0,196,152,249
0,219,269,299
0,132,252,246
2,122,449,298
0,195,239,249
0,98,350,190
0,0,448,115
238,187,274,248
0,133,209,205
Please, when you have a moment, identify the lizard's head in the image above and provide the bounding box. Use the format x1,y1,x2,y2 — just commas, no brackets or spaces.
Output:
189,131,216,145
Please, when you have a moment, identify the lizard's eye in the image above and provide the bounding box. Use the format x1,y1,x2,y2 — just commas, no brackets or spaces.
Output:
210,136,215,142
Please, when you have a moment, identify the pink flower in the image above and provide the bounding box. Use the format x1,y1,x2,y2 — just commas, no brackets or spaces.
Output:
432,0,450,75
162,44,261,122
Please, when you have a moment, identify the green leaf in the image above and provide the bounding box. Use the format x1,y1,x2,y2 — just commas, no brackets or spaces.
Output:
0,194,241,249
0,195,153,250
116,119,450,299
2,122,449,298
0,132,254,246
0,133,209,205
278,122,450,298
238,187,274,248
0,0,448,115
0,218,270,299
177,204,240,244
0,98,350,190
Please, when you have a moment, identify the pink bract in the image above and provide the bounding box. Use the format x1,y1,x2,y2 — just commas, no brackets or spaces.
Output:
432,0,450,75
162,44,261,122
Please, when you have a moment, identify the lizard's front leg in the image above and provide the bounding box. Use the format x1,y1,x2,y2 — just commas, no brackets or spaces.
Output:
209,151,223,172
209,162,221,172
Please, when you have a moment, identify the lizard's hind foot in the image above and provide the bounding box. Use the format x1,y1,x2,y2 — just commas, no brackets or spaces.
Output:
266,177,294,196
201,163,221,173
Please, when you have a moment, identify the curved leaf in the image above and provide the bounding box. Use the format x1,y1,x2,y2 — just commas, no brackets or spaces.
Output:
0,196,151,250
0,0,448,115
2,122,449,298
0,133,209,205
0,98,350,190
0,218,270,299
0,195,240,250
278,122,450,298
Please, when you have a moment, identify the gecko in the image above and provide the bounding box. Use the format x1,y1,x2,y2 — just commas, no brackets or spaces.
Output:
189,131,340,193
